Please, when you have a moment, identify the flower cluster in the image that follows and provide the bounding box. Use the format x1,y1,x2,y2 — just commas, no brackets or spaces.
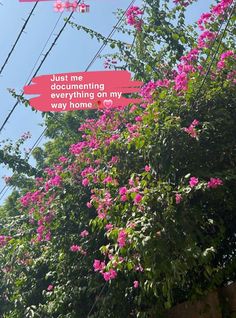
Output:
126,6,144,31
70,245,86,255
207,178,223,189
183,119,199,139
93,259,117,281
217,50,235,70
117,229,127,248
198,0,233,30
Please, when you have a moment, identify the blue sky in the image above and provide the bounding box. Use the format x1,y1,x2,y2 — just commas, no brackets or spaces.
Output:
0,0,213,203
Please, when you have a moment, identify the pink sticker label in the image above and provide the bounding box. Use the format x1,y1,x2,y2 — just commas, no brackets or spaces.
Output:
23,71,143,112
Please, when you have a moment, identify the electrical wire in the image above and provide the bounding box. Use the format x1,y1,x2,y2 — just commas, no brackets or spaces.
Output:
191,1,236,108
87,282,107,318
0,1,81,134
85,0,136,71
0,2,38,76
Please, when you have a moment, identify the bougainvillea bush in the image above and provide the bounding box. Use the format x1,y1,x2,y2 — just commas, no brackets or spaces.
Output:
0,0,236,317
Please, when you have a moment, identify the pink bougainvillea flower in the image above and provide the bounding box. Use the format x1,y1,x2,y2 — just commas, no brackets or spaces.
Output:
121,195,127,202
103,176,113,184
70,245,81,252
126,6,144,31
134,193,143,204
198,30,216,48
93,259,105,272
217,61,225,69
191,119,199,126
102,269,117,281
117,229,127,248
129,179,135,186
133,280,139,288
82,178,89,187
174,72,188,91
156,79,171,88
105,223,113,231
140,80,157,101
207,178,223,189
45,232,51,241
50,175,62,187
37,225,45,235
80,230,89,238
220,50,234,60
145,165,151,172
58,156,68,163
119,187,128,196
175,193,183,204
197,13,212,30
86,202,92,208
98,212,106,219
184,126,197,138
217,50,235,70
189,177,199,188
47,284,54,291
135,116,143,122
183,119,199,139
130,105,137,113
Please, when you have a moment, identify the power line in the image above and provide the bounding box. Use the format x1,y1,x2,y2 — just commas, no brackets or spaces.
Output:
191,1,236,108
29,0,82,81
84,0,136,71
0,2,38,76
87,282,107,318
0,1,81,134
24,12,64,85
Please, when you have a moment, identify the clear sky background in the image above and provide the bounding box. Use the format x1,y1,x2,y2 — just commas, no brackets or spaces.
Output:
0,0,213,203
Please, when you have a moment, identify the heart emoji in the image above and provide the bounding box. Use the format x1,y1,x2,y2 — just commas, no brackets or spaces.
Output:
103,99,113,108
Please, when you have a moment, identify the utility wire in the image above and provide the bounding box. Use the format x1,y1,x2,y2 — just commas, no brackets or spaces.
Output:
191,1,236,108
87,282,107,318
30,0,82,81
24,12,64,85
0,1,81,134
0,2,38,76
85,0,136,71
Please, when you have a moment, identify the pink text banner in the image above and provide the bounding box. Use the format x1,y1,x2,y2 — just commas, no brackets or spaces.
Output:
23,71,143,112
